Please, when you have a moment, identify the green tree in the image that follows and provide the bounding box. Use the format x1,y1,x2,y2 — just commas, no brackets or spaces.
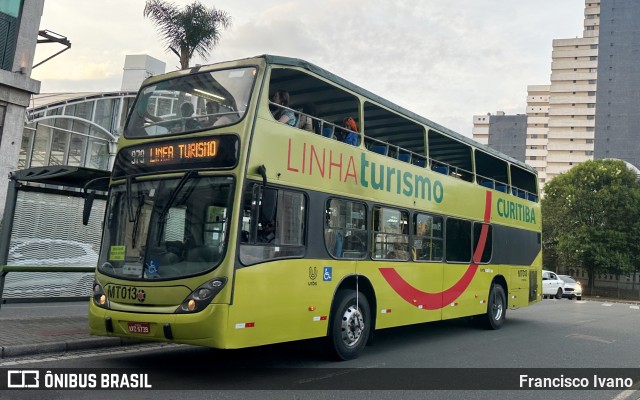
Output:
542,159,640,293
144,0,231,70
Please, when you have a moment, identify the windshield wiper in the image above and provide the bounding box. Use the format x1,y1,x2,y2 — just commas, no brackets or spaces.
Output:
156,170,198,242
126,176,135,222
131,193,145,248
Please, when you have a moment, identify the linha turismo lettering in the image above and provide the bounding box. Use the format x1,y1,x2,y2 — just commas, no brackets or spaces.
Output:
286,139,444,203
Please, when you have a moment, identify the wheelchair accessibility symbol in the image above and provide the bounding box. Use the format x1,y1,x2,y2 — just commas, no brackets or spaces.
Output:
323,267,332,282
146,259,159,274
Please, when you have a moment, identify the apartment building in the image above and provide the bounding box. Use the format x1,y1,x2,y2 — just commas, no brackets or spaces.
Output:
545,0,600,182
471,111,527,162
473,1,603,191
525,85,550,187
594,1,640,168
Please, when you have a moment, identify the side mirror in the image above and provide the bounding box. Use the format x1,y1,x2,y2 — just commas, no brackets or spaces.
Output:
83,191,96,225
259,188,277,224
82,176,109,225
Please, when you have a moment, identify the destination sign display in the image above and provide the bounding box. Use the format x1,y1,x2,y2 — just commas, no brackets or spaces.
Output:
113,135,238,178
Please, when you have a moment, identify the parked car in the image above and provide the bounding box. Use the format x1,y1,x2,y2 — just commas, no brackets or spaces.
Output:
3,239,98,298
558,275,582,300
542,269,565,299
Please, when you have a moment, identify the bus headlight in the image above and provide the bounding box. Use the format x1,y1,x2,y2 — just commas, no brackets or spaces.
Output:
175,277,227,314
93,281,110,309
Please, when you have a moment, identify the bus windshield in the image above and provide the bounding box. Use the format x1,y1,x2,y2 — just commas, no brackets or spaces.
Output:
125,66,257,138
98,175,234,280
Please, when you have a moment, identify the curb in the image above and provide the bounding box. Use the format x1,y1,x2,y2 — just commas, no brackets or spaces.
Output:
583,296,640,305
1,337,142,359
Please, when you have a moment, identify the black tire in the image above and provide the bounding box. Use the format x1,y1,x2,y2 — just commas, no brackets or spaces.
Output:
481,284,506,330
328,289,371,361
577,296,582,301
555,288,563,299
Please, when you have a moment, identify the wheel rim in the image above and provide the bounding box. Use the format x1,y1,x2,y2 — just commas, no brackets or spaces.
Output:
492,290,503,321
340,304,365,348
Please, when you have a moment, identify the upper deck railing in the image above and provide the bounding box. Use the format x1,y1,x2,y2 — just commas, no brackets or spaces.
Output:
270,103,538,203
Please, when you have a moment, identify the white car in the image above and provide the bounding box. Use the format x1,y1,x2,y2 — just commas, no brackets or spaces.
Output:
542,270,565,299
559,275,582,300
4,239,98,298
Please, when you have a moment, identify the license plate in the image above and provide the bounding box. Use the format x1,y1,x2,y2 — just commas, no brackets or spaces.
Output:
127,322,150,334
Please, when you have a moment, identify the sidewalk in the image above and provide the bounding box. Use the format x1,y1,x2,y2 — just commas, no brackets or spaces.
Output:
0,301,137,359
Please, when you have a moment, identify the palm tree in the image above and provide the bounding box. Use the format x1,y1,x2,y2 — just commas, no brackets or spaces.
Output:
143,0,232,70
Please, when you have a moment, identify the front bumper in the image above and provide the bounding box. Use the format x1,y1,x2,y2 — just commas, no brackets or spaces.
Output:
88,300,229,348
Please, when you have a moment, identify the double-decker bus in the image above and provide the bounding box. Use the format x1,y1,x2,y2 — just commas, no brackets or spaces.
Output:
88,55,541,360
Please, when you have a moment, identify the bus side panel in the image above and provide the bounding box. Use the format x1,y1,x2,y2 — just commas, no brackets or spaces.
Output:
226,259,353,348
508,266,531,309
440,264,492,320
362,260,444,328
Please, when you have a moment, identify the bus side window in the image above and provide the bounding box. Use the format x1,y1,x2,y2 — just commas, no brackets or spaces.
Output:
372,206,409,261
239,184,306,265
413,213,443,262
324,198,367,259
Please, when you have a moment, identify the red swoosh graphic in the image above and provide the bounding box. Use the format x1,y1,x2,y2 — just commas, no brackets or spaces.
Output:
379,191,492,310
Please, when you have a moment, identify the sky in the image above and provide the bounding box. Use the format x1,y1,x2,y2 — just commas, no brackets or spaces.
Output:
31,0,586,137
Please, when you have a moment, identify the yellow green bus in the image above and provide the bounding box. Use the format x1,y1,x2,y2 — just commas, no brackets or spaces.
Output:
88,55,542,360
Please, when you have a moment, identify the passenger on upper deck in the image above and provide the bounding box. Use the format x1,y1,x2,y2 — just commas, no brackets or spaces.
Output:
270,90,296,127
178,102,201,131
340,116,359,146
204,101,220,126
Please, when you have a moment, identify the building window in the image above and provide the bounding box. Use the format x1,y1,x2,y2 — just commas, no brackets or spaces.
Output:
588,91,596,96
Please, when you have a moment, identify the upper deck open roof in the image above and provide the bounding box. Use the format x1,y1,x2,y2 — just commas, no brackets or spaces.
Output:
258,54,535,174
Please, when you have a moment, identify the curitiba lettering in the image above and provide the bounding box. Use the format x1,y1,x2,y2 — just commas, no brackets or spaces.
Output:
286,139,444,203
496,198,536,224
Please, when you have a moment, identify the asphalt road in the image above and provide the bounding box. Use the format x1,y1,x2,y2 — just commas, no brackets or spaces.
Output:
1,298,639,400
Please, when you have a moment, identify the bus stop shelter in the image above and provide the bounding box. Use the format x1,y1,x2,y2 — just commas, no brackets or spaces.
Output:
0,166,109,306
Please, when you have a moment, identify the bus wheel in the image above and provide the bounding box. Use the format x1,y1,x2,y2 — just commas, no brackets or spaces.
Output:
328,290,370,361
481,284,506,330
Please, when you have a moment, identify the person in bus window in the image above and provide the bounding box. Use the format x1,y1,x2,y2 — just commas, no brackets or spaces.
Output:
180,102,201,130
270,90,296,126
340,116,359,146
258,220,276,243
204,101,220,126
